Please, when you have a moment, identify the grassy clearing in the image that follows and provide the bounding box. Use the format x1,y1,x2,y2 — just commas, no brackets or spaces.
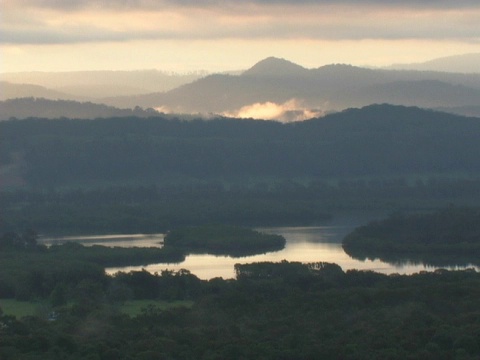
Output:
0,299,46,318
0,299,193,318
119,299,194,317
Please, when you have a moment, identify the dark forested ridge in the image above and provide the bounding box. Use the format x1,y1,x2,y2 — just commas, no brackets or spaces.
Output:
2,104,480,233
2,104,480,188
343,206,480,266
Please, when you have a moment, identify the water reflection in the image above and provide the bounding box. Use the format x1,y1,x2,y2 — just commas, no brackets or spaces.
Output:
102,226,478,279
41,225,479,280
344,248,480,269
40,233,164,248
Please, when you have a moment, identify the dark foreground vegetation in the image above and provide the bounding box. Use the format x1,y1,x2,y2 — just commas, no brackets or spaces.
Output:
2,257,480,359
0,226,285,299
343,206,480,266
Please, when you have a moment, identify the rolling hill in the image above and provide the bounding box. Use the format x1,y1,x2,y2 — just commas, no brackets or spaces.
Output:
4,57,480,119
1,104,479,189
0,81,75,101
388,53,480,73
101,57,480,118
0,70,207,99
0,98,159,120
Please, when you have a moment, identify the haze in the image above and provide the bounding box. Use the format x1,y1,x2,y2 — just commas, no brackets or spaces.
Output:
2,0,480,73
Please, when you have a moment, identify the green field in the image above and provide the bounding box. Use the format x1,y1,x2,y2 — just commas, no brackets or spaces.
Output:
0,299,46,318
0,298,193,319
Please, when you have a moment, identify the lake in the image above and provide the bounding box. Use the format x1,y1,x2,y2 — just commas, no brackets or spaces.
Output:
41,215,479,279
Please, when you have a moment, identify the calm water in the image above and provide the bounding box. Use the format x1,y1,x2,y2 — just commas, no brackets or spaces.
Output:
40,233,164,248
42,216,478,279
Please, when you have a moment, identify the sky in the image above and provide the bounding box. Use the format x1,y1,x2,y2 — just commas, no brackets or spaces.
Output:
2,0,480,73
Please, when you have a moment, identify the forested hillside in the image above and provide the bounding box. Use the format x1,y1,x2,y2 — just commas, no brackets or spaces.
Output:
1,104,479,189
2,104,480,234
343,207,480,265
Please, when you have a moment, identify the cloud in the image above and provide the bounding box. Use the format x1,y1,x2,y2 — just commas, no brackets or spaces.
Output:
223,99,324,122
4,7,480,45
2,0,480,46
5,0,480,11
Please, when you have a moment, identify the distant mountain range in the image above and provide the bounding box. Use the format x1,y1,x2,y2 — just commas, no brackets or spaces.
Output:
0,98,159,120
0,81,75,102
388,53,480,73
100,57,480,118
2,56,480,119
0,70,207,99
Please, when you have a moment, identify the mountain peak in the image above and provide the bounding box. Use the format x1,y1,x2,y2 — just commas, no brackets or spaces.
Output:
242,57,308,77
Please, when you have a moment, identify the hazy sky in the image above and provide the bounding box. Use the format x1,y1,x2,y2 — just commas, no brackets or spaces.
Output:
2,0,480,73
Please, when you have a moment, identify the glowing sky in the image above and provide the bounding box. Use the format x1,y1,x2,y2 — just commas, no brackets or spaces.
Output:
2,0,480,72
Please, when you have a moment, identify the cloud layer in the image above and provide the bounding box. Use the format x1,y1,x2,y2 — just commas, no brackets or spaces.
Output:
223,99,325,122
2,0,480,73
3,0,480,45
7,0,480,10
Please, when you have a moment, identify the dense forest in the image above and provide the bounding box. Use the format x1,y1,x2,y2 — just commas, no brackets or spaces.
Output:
3,218,480,358
5,177,480,234
3,104,480,358
2,253,480,359
343,206,480,266
2,104,480,188
164,225,285,256
2,104,480,234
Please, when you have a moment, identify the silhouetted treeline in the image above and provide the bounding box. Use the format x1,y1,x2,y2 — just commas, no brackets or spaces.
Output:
2,104,480,189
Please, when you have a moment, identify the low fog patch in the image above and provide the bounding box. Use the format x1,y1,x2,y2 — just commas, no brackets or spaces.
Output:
223,99,325,122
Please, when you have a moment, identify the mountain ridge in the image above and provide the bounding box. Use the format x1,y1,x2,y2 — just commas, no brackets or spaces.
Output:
0,97,159,120
0,81,77,102
100,58,480,117
4,56,480,119
2,104,480,189
388,53,480,73
0,70,207,99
